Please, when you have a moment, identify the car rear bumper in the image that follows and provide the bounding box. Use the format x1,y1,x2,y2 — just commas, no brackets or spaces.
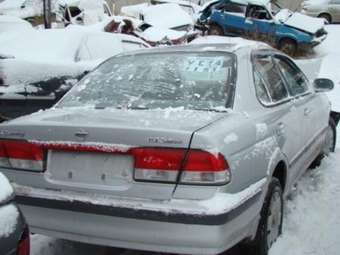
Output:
13,180,266,254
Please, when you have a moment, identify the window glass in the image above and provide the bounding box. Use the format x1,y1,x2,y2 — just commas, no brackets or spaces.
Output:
330,0,340,4
274,56,309,96
254,55,288,102
59,52,237,110
254,70,271,104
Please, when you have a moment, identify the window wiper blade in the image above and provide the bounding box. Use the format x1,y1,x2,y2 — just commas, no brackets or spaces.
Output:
192,108,228,113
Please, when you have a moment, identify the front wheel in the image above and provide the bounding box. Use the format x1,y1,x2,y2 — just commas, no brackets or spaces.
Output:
242,178,283,255
278,38,297,56
207,24,224,36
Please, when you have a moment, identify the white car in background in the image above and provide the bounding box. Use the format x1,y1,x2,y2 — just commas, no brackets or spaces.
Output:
0,0,42,19
121,3,194,31
0,29,150,120
301,0,340,23
0,15,33,34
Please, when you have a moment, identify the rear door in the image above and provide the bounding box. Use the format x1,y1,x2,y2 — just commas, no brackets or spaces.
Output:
245,5,276,39
273,55,327,170
253,53,302,180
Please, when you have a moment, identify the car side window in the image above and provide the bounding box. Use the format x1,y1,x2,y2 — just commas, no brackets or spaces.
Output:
254,69,271,104
247,5,271,20
274,56,310,96
253,55,289,103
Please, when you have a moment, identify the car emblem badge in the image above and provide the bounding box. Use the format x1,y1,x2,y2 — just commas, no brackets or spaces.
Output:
74,130,89,141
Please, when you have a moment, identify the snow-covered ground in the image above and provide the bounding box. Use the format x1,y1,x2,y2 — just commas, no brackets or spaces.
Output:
15,24,340,255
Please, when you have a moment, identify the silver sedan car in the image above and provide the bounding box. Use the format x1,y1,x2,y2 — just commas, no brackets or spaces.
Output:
301,0,340,23
0,41,335,255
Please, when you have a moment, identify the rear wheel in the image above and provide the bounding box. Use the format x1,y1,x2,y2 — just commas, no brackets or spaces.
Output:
242,178,283,255
318,13,332,23
278,38,297,56
208,24,224,36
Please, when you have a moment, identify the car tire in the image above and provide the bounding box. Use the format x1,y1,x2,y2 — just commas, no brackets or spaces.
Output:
310,118,336,169
208,24,224,36
241,178,283,255
278,38,297,56
318,13,332,24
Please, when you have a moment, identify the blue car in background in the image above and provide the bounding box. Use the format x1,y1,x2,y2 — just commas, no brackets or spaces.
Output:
199,0,328,55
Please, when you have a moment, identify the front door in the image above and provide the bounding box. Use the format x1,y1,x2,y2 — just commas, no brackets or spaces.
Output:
246,5,276,41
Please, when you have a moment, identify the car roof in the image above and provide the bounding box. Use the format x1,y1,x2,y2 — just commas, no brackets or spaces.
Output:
118,37,272,57
205,0,270,7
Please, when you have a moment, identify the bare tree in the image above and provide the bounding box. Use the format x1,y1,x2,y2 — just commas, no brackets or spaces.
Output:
43,0,52,29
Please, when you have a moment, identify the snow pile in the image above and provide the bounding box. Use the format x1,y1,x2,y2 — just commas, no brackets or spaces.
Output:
270,152,340,255
0,172,14,202
0,173,17,238
0,204,19,238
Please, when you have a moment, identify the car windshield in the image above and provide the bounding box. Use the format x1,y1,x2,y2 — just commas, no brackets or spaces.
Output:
58,52,237,111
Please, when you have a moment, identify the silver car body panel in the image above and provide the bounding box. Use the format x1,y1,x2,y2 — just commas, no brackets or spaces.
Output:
0,43,331,254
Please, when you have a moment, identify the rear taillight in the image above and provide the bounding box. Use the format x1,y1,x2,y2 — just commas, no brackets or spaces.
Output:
133,148,230,185
133,148,186,183
17,226,30,255
0,140,44,171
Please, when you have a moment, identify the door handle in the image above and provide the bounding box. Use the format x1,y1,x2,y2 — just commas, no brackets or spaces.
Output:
276,122,285,137
304,108,311,116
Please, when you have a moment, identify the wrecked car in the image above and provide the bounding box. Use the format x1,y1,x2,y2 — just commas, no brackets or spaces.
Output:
55,0,112,27
198,0,328,55
0,29,149,121
301,0,340,23
121,3,194,31
91,16,198,46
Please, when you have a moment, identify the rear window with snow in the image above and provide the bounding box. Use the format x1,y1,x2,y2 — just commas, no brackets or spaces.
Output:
58,52,236,110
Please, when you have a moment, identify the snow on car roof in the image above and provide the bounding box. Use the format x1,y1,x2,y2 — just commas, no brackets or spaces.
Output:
142,3,194,29
190,36,270,50
202,0,271,8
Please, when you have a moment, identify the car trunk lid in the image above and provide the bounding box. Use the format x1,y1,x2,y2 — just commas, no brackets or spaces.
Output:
1,108,225,200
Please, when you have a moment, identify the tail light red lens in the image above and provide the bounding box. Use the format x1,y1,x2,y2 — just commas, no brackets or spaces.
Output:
0,140,44,171
17,226,30,255
133,148,230,185
132,148,186,182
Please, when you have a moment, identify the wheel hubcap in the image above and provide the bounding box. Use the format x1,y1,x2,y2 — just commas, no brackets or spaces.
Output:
266,191,282,249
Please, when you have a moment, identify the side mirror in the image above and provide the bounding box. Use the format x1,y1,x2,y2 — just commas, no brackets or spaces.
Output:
314,78,334,92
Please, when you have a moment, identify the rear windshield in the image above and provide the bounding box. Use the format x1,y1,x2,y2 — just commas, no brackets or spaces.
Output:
58,52,237,110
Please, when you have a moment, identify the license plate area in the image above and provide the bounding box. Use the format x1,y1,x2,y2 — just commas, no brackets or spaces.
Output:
46,150,134,188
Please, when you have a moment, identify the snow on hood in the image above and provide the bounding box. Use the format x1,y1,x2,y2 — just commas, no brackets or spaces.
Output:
137,26,187,42
276,9,325,34
143,3,194,29
120,3,149,18
0,172,14,203
191,35,269,50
